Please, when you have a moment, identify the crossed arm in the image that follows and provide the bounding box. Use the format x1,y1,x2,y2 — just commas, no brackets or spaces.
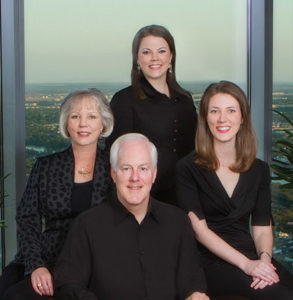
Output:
188,212,279,290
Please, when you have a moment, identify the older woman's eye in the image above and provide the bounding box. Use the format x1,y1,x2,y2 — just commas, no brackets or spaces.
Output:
89,115,97,119
71,114,79,119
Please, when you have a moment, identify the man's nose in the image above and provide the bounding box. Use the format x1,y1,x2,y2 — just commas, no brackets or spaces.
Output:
130,169,139,181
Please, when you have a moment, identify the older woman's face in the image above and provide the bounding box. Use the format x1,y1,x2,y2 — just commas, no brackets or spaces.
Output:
67,96,103,148
137,35,172,84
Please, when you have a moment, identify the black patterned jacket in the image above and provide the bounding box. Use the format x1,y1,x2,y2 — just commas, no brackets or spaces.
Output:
11,146,112,275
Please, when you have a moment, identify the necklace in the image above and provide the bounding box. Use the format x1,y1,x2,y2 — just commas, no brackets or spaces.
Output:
78,168,91,177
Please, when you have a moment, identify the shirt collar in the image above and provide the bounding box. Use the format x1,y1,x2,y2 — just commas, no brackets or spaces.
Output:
140,76,177,100
109,191,159,226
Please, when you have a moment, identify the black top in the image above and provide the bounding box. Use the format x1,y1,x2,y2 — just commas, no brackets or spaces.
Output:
176,151,272,261
12,147,112,275
54,195,207,300
71,181,93,217
106,79,197,205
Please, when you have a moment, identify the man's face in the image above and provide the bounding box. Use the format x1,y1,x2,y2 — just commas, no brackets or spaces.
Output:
111,139,157,212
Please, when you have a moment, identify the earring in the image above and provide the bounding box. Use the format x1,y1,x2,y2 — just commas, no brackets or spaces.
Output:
168,64,172,73
137,65,141,73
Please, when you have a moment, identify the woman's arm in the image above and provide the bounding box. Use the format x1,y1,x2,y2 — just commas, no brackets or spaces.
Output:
249,224,278,289
188,212,279,285
253,224,273,262
16,160,44,274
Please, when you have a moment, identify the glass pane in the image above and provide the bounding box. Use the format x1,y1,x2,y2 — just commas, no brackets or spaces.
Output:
24,0,247,177
272,0,293,273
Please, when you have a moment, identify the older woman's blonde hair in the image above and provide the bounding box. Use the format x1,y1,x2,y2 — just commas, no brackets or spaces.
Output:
196,81,257,172
59,88,114,139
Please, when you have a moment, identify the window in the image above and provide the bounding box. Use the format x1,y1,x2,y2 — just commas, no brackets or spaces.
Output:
24,0,247,176
272,0,293,273
2,0,248,266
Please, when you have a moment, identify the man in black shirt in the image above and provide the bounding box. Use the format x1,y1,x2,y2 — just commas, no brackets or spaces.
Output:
54,133,208,300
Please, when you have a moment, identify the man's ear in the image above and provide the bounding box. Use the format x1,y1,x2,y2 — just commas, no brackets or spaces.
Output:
110,167,116,183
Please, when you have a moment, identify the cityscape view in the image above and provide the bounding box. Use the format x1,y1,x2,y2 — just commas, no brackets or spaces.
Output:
25,81,293,273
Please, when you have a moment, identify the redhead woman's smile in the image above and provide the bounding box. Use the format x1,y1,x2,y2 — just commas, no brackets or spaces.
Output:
207,93,242,146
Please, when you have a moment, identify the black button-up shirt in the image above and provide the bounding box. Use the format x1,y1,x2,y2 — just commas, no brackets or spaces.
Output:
54,195,206,300
106,79,197,205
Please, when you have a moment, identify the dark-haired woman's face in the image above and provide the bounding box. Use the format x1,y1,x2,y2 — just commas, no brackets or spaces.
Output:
207,93,242,146
137,35,172,84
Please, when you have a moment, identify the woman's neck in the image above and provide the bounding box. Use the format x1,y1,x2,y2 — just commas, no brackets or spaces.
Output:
72,143,97,163
214,140,236,168
147,77,170,97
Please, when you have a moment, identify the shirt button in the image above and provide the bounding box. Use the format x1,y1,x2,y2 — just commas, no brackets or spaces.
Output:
173,148,177,152
174,129,178,133
173,138,177,142
174,119,177,123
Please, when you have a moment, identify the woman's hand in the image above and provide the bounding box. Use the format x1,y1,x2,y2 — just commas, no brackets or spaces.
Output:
251,276,273,289
31,267,54,296
243,259,279,286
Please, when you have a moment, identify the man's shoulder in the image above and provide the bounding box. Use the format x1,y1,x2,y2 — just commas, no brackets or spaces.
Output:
151,198,188,222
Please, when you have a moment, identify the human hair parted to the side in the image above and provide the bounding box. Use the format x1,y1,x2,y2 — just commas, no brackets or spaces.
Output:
59,88,114,139
131,24,190,99
110,133,158,171
196,80,257,172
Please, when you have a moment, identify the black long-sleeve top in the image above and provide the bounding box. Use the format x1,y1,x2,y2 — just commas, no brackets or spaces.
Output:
176,151,272,261
11,146,111,275
54,195,207,300
106,79,197,205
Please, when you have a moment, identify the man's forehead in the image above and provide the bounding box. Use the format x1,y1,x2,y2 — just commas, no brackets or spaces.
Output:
117,141,152,166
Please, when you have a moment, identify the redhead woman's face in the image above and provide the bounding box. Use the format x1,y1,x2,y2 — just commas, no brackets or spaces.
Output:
137,35,172,84
207,93,242,146
67,97,103,148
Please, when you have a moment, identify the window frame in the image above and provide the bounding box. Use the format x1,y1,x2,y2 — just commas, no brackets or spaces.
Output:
0,0,273,267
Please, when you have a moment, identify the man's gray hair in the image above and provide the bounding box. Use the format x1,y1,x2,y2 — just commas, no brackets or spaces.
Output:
59,88,114,139
110,133,158,171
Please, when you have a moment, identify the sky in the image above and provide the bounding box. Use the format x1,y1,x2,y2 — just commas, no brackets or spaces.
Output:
24,0,292,84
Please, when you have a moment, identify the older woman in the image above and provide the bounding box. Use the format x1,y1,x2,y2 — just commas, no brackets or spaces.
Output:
176,81,293,299
106,24,197,206
0,89,114,299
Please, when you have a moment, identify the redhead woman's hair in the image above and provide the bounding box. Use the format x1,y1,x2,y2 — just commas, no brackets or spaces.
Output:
131,24,189,99
195,81,257,172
